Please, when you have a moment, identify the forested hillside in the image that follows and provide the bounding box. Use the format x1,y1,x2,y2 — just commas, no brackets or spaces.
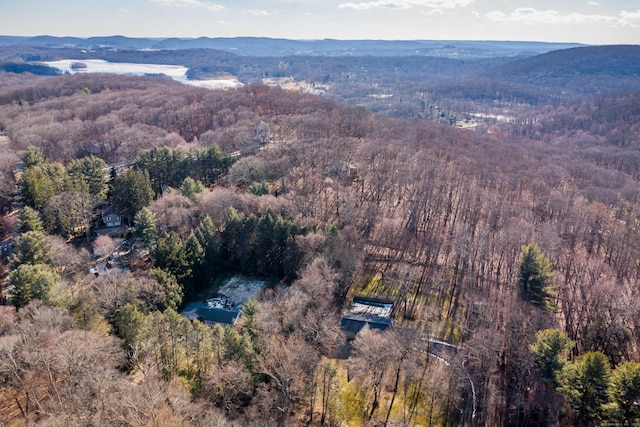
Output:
0,73,639,426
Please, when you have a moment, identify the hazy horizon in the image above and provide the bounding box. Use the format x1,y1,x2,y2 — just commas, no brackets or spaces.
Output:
0,34,593,45
2,0,639,45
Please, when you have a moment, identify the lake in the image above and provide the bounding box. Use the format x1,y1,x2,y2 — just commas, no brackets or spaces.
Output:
43,59,242,90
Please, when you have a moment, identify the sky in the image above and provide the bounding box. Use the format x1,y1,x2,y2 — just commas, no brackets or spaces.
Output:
2,0,639,45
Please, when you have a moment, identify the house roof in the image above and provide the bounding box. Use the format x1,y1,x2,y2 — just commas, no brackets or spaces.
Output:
182,301,240,325
350,296,393,318
340,296,395,339
340,312,393,339
101,205,121,218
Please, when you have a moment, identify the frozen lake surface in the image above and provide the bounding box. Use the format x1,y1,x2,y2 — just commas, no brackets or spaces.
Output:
43,59,242,90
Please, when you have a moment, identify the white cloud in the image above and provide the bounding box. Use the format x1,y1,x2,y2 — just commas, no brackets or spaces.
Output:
425,8,445,15
485,11,506,20
339,0,473,11
339,1,411,10
621,10,640,20
246,10,270,16
587,1,600,6
152,0,203,6
486,7,636,26
150,0,224,11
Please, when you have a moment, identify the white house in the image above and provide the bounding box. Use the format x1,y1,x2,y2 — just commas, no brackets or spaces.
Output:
101,206,122,227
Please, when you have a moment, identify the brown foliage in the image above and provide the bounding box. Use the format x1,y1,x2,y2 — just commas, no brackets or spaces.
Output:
1,70,640,425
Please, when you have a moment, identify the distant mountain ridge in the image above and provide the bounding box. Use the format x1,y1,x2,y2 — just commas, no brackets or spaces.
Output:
0,35,583,58
492,45,640,78
486,45,640,96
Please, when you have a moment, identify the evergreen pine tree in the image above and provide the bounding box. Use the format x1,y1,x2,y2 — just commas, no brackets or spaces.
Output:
517,243,555,307
134,207,158,248
559,351,611,424
17,206,45,234
9,263,59,307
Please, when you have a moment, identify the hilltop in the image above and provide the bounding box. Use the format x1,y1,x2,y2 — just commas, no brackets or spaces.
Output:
486,44,640,96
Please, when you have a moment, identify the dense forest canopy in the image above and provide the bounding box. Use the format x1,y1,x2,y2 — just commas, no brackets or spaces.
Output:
0,41,639,426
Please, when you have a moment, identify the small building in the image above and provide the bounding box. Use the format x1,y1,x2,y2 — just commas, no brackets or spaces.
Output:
181,277,265,327
345,162,360,178
340,296,394,340
340,312,393,340
101,206,122,227
181,296,241,326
